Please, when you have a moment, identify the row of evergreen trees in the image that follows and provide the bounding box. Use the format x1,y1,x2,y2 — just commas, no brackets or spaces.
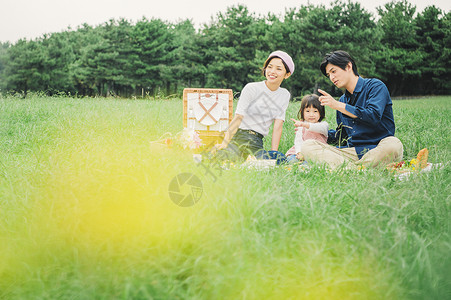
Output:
0,0,449,98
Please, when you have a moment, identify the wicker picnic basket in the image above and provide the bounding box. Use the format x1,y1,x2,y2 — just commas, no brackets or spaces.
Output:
183,88,233,150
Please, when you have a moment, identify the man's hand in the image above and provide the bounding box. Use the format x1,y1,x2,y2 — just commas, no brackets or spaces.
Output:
318,89,342,110
318,89,357,118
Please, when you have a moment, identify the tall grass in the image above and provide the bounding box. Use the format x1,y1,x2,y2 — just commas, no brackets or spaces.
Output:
0,95,450,299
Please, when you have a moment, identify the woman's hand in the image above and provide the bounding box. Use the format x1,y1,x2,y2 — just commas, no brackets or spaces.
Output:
210,142,227,154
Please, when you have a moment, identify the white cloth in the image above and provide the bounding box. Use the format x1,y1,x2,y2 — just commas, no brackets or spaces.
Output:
294,121,329,153
235,81,290,137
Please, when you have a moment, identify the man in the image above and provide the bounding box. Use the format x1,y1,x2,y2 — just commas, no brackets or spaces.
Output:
302,50,403,169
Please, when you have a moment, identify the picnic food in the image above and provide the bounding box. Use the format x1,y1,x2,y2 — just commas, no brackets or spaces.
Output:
386,148,429,173
416,148,429,170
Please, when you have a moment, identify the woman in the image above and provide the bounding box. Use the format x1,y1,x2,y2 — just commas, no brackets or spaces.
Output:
213,50,295,161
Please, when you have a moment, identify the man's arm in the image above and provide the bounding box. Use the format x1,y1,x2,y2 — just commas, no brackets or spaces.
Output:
319,82,390,126
318,89,357,118
341,82,390,126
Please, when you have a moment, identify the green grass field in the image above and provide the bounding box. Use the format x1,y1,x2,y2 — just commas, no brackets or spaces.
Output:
0,95,450,299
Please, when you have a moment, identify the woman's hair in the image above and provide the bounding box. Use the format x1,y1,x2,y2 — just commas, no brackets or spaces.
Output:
298,94,325,122
262,56,290,76
320,50,359,77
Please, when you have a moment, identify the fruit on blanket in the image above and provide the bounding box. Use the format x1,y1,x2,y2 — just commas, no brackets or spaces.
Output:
386,160,405,169
416,148,428,170
387,148,429,174
395,161,405,168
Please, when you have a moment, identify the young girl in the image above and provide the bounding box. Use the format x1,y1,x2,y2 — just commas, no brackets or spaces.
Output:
285,94,328,163
213,50,295,161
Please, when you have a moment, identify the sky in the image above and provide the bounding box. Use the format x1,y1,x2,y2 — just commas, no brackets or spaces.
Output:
1,0,450,43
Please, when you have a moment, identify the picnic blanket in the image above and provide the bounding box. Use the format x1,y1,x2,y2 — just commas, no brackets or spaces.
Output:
195,148,444,178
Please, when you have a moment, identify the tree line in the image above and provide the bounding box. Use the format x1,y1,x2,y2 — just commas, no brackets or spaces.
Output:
0,0,449,98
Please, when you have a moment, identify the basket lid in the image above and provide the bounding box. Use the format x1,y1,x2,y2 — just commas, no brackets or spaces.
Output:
193,94,222,126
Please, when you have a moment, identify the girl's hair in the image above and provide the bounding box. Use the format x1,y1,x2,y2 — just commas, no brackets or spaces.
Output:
298,94,325,122
262,56,290,76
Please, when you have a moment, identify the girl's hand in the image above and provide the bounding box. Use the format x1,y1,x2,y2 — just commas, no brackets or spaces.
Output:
291,118,309,129
290,118,303,127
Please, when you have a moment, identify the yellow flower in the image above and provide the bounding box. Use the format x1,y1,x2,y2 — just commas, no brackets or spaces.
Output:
409,158,417,166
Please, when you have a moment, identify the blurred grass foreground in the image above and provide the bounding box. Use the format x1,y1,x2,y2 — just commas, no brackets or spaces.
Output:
0,96,450,299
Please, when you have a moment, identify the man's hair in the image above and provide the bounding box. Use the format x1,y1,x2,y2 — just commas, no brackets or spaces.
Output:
298,94,325,122
320,50,359,77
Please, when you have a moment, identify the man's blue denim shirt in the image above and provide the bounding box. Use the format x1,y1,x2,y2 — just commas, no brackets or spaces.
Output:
328,77,396,159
